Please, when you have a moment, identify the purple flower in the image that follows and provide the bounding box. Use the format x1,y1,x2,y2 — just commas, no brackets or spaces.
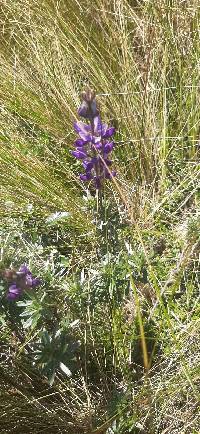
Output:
73,116,116,145
93,116,115,139
71,89,116,189
71,149,87,159
4,265,41,301
83,157,96,171
7,284,21,300
74,138,87,147
73,121,91,141
104,142,115,154
80,172,93,181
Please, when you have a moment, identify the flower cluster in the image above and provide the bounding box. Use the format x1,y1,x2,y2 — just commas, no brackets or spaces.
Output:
4,265,41,300
71,89,116,189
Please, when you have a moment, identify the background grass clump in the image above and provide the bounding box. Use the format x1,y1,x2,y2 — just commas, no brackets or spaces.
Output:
0,1,200,433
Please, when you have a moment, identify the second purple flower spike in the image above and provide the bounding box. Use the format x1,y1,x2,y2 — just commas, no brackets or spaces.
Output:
4,265,41,301
71,88,116,189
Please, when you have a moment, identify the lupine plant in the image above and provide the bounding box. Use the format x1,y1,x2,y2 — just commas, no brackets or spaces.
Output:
0,1,200,431
71,88,116,189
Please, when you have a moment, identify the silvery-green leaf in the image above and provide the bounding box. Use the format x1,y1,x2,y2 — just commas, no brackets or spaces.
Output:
70,319,80,328
59,362,72,377
46,212,70,224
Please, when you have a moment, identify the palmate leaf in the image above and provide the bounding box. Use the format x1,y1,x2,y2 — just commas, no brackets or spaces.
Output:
34,330,78,385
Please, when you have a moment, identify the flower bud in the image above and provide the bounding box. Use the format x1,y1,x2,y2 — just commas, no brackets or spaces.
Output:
78,87,99,119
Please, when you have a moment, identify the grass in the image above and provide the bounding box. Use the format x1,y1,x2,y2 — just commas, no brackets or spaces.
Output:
0,1,200,433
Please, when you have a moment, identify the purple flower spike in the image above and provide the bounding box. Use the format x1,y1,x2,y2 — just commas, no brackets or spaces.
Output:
71,88,116,190
4,265,41,301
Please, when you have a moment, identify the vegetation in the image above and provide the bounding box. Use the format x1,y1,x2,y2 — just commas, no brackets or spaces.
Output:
0,1,199,433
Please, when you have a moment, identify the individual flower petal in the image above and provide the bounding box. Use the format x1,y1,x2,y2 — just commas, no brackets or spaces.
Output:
104,141,115,153
74,120,90,133
94,116,107,136
17,265,29,275
74,138,87,147
7,292,19,300
83,159,95,172
80,172,93,181
71,149,88,159
92,139,102,150
31,278,41,287
74,121,91,141
103,127,115,138
25,274,33,288
8,284,19,293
